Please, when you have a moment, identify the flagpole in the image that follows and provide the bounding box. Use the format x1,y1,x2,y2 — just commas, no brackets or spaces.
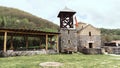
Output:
75,16,78,28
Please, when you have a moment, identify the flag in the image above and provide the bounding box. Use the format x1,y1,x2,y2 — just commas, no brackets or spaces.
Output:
75,16,78,27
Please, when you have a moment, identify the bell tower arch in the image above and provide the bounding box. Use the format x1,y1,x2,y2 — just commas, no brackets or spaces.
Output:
58,7,76,28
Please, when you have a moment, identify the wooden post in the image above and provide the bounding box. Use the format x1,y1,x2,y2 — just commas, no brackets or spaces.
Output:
39,37,41,49
4,32,7,52
26,37,28,49
46,34,48,51
56,35,59,53
10,36,14,50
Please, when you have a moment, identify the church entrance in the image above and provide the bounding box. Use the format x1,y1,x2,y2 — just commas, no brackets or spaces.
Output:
89,43,93,48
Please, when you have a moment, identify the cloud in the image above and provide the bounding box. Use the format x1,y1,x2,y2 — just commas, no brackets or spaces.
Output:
0,0,120,28
66,0,120,28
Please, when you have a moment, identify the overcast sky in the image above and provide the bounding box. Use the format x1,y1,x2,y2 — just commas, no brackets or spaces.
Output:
0,0,120,29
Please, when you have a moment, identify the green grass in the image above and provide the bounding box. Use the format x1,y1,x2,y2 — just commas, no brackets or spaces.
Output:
0,53,120,68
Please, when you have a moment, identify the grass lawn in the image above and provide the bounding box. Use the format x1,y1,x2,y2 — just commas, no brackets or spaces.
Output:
0,53,120,68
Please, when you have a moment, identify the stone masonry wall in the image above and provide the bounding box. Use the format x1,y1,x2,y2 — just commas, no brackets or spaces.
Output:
60,28,78,52
0,49,57,57
78,35,101,48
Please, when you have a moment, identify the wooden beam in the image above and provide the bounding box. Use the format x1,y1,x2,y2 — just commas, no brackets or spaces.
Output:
0,30,59,36
46,34,48,51
10,36,14,50
56,35,59,53
3,32,7,52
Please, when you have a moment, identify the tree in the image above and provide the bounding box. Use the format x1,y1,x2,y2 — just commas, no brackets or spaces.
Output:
0,16,7,28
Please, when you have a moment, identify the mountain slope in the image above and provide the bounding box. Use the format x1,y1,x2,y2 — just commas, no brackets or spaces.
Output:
0,6,59,32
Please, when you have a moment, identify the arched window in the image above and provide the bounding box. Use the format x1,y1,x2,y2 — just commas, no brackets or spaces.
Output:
68,30,70,34
68,40,71,44
89,32,91,36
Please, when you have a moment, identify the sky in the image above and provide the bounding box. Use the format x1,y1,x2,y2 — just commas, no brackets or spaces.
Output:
0,0,120,29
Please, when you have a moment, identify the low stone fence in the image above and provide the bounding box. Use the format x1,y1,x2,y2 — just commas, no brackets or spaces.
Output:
78,48,103,54
103,46,120,55
0,49,58,57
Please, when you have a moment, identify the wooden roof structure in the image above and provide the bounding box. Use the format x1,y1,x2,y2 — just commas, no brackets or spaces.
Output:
0,28,60,52
0,28,60,36
57,7,76,17
59,7,76,12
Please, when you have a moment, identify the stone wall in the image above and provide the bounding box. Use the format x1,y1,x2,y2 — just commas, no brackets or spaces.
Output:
59,28,78,52
103,46,120,54
78,25,101,35
76,23,87,30
77,35,101,48
0,49,57,57
78,48,103,54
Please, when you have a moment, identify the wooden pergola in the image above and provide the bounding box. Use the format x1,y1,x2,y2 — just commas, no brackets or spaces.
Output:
0,28,60,52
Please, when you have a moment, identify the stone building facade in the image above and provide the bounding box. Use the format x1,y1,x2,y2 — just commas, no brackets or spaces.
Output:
58,7,101,52
77,23,101,49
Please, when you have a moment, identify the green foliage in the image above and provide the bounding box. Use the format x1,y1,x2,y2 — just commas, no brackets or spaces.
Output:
100,28,120,35
0,6,59,32
100,28,120,44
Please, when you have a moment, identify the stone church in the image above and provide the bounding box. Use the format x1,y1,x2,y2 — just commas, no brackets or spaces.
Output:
57,7,101,52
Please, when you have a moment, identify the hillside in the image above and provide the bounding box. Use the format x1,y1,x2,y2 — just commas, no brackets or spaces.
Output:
0,6,59,32
0,6,120,41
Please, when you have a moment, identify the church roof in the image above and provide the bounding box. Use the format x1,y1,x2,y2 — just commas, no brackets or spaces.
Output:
60,7,76,12
57,7,76,17
77,24,100,33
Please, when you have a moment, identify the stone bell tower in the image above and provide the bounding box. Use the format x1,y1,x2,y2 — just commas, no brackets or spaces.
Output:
58,7,77,53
